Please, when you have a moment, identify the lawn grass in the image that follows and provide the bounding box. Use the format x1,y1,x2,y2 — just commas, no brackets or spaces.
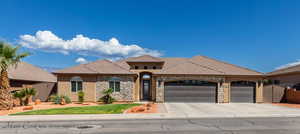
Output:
11,104,140,115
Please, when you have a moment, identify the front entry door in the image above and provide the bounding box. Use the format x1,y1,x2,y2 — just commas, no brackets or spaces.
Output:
143,80,150,100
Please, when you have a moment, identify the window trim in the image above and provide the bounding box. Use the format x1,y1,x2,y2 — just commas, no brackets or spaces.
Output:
70,76,83,92
109,77,121,92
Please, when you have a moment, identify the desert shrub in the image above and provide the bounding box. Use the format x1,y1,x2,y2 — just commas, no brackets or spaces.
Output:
78,91,85,103
12,90,25,106
12,88,36,106
62,95,71,104
23,88,37,106
99,88,115,104
50,95,71,104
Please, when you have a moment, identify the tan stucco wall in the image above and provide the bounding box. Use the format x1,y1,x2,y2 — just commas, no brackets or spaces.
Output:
256,82,263,103
222,82,230,103
127,62,164,70
57,75,96,102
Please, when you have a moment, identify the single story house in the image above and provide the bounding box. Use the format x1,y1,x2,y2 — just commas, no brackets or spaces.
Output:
267,65,300,88
9,62,57,101
54,55,264,103
263,65,300,103
55,55,263,103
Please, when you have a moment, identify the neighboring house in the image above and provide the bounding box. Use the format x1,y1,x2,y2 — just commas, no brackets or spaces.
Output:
8,62,57,101
267,65,300,88
263,65,300,103
54,55,264,103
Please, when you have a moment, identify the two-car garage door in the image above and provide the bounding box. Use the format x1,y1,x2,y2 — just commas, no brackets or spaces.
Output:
164,80,217,103
164,80,256,103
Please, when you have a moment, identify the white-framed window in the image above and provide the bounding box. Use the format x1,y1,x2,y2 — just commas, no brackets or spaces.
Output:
70,76,83,92
109,77,121,92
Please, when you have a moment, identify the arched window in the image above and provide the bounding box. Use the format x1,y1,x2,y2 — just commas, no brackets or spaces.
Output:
109,77,121,92
70,76,83,92
142,74,151,79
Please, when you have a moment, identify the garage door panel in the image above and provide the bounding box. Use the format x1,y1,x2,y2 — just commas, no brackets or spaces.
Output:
164,85,216,103
231,86,255,103
166,97,215,103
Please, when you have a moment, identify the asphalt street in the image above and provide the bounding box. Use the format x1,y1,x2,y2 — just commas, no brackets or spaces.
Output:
1,117,300,134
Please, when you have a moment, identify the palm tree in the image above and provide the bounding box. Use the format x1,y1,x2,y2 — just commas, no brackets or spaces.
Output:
12,90,25,106
23,88,37,106
0,42,30,110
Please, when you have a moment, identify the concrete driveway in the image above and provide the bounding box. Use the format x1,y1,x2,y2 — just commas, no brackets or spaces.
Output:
164,103,300,118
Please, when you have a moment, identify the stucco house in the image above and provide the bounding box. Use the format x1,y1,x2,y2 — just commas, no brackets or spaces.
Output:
9,62,57,101
263,65,300,103
267,65,300,89
54,55,264,103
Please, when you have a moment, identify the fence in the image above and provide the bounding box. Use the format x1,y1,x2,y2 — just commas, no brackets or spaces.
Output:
286,89,300,104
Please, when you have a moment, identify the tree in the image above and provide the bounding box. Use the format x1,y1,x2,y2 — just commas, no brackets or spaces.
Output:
0,42,30,110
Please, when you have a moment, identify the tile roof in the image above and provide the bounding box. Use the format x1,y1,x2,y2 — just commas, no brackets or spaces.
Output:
8,62,57,82
267,64,300,76
58,55,262,76
188,56,262,76
155,60,224,75
55,60,134,75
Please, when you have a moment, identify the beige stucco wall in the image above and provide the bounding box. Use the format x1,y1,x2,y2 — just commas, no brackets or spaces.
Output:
57,74,135,102
57,75,97,102
256,82,263,103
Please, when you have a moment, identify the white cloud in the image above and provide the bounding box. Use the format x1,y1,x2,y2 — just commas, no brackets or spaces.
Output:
19,30,162,59
275,59,300,70
75,57,89,64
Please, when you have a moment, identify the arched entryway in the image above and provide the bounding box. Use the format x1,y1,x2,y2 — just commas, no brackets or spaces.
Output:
230,81,256,103
140,72,152,101
164,80,218,103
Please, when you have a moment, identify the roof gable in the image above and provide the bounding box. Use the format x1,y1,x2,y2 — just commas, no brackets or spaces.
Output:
126,55,164,63
267,64,300,76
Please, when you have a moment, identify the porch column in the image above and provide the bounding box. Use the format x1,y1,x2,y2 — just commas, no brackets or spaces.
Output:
217,82,224,103
256,81,264,103
222,81,230,103
156,79,164,103
134,75,140,101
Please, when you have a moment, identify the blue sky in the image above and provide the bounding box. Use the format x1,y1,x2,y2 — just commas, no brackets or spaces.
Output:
1,0,300,72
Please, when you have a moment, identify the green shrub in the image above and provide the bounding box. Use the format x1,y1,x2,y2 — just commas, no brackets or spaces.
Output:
50,95,71,104
12,88,36,106
99,88,115,104
23,88,37,106
78,91,85,103
12,90,25,106
62,95,71,104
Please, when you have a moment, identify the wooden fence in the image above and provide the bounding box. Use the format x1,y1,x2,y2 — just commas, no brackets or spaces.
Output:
286,89,300,104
